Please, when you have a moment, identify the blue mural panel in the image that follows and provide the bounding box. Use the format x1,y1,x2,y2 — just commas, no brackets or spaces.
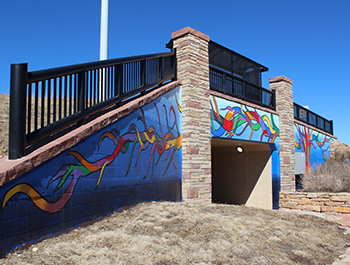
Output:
0,86,182,257
210,95,280,209
294,123,332,174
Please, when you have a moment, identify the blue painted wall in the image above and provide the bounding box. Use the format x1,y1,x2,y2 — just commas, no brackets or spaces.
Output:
210,95,280,209
0,86,182,257
294,123,332,174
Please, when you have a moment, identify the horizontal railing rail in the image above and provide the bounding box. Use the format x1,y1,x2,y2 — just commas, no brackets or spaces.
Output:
9,52,176,159
209,67,275,110
294,103,333,134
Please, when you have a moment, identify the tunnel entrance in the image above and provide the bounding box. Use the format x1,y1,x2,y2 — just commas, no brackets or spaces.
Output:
211,138,273,209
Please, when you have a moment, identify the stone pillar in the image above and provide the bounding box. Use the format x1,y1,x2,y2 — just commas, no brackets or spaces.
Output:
269,76,295,192
171,27,211,201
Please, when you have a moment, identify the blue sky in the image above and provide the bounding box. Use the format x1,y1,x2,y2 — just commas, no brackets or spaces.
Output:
1,0,349,145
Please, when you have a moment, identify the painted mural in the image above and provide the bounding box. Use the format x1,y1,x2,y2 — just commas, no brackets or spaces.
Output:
210,96,279,143
210,95,280,209
0,86,182,257
294,122,332,175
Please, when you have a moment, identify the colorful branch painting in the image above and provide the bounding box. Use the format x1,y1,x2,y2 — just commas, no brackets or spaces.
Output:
294,123,331,174
2,102,182,213
210,96,279,143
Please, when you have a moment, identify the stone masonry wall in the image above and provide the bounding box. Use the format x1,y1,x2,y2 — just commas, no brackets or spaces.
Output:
280,192,350,215
269,76,295,192
171,27,212,201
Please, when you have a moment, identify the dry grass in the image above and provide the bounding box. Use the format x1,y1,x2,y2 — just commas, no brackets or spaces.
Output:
333,150,350,162
304,159,350,192
305,143,350,192
331,141,350,162
1,201,349,265
0,93,77,158
0,94,9,158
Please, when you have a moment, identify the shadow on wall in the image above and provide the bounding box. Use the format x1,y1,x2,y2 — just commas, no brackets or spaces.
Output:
212,139,272,209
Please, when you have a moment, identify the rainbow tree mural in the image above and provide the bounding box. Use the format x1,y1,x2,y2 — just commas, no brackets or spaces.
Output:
0,87,182,257
294,123,332,175
210,95,280,209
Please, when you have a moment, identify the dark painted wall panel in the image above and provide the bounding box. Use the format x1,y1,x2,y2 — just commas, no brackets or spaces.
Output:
0,86,182,257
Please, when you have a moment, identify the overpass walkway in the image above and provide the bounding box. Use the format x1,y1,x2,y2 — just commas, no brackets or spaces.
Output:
0,27,336,257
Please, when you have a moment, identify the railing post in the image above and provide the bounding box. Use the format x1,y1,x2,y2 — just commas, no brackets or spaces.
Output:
9,63,28,159
115,63,123,106
172,49,177,81
159,56,163,81
242,81,246,98
77,70,85,125
222,73,226,93
140,59,146,96
330,120,333,135
271,89,276,110
141,59,146,86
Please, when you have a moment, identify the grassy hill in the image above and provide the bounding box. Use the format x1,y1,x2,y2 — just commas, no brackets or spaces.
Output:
2,202,350,264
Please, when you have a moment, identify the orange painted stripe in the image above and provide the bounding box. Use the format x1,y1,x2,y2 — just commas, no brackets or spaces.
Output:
67,151,100,172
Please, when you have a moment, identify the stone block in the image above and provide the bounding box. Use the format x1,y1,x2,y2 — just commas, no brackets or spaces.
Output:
317,193,330,198
303,205,321,212
204,168,211,174
331,196,350,202
321,206,333,212
299,198,312,205
186,146,199,154
335,207,350,213
324,201,339,206
187,189,199,199
280,202,298,208
190,164,201,169
182,173,191,179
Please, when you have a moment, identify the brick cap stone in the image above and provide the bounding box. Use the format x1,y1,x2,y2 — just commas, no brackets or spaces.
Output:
269,75,293,85
171,26,210,42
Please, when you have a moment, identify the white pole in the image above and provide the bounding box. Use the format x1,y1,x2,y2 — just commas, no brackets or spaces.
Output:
99,0,109,101
100,0,109,60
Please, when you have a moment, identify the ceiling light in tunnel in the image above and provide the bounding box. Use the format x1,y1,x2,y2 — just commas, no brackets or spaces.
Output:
236,146,244,153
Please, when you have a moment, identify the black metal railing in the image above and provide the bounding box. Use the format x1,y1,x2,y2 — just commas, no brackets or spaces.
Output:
294,103,333,134
9,52,176,159
209,67,275,110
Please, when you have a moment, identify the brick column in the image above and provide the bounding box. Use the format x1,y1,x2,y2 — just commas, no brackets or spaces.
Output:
269,76,295,192
171,27,211,201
